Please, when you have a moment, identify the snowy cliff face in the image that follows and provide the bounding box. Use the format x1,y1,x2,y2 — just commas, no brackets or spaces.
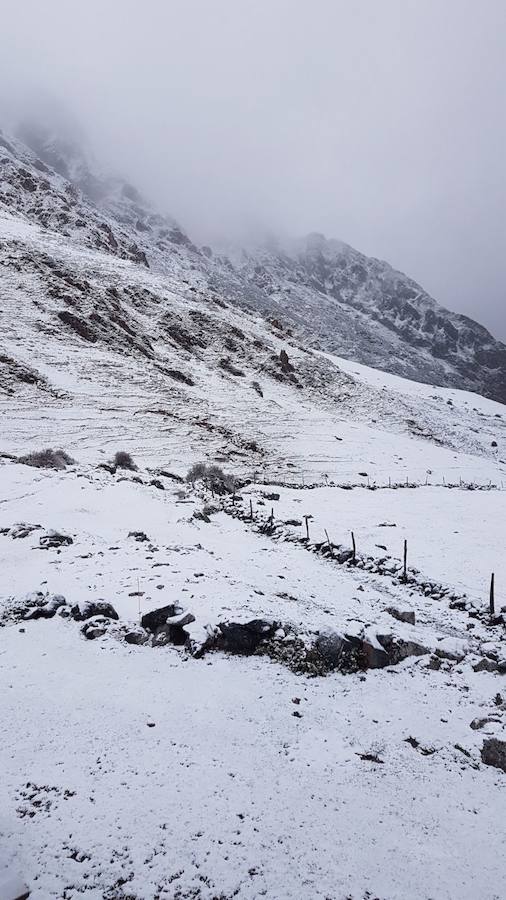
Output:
222,233,506,403
1,120,505,404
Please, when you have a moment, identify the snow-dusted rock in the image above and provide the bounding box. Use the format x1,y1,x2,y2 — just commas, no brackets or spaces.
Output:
481,738,506,773
7,522,42,539
81,615,112,640
217,619,278,655
165,610,196,628
39,530,73,549
141,604,177,632
71,600,119,621
386,606,416,625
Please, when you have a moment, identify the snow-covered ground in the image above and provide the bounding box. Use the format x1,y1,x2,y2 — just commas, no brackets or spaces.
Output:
1,206,506,899
241,482,505,607
1,456,505,899
2,619,505,900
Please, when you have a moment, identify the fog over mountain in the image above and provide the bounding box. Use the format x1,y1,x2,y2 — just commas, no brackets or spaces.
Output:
1,0,505,338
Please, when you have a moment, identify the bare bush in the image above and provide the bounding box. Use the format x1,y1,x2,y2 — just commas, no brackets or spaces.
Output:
112,451,138,471
18,448,75,470
186,462,235,494
186,462,208,483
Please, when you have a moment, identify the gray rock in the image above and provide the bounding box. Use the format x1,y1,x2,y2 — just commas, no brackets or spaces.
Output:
193,510,211,523
46,594,67,612
314,632,389,672
166,610,196,628
8,522,42,539
337,549,354,564
71,600,119,621
81,616,110,639
378,635,429,664
314,632,348,669
435,646,465,662
124,627,149,645
481,738,506,773
217,619,278,654
470,716,501,730
473,658,500,673
141,604,177,632
39,530,73,549
128,530,150,542
386,607,416,625
23,605,57,620
427,655,442,670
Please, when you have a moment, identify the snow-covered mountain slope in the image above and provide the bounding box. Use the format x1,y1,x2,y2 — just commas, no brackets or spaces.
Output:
1,119,506,900
1,207,505,490
223,232,506,403
2,119,506,403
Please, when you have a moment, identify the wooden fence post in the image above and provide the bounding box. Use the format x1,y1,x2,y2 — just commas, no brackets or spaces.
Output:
402,539,408,581
490,573,495,618
249,498,253,520
351,531,356,563
303,515,311,540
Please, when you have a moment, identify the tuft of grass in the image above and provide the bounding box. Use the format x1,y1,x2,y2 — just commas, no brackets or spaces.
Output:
186,462,235,494
112,451,138,471
18,448,75,470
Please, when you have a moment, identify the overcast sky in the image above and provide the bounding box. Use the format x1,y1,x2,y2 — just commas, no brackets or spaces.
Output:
1,0,505,338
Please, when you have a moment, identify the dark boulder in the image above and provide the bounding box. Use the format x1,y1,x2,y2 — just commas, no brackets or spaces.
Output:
81,617,110,640
124,628,149,646
337,549,354,564
23,605,57,620
193,510,211,523
348,634,390,669
378,634,428,664
481,738,506,773
313,632,348,669
128,531,149,542
141,604,177,632
71,600,119,621
473,657,506,674
39,530,73,549
218,619,278,654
